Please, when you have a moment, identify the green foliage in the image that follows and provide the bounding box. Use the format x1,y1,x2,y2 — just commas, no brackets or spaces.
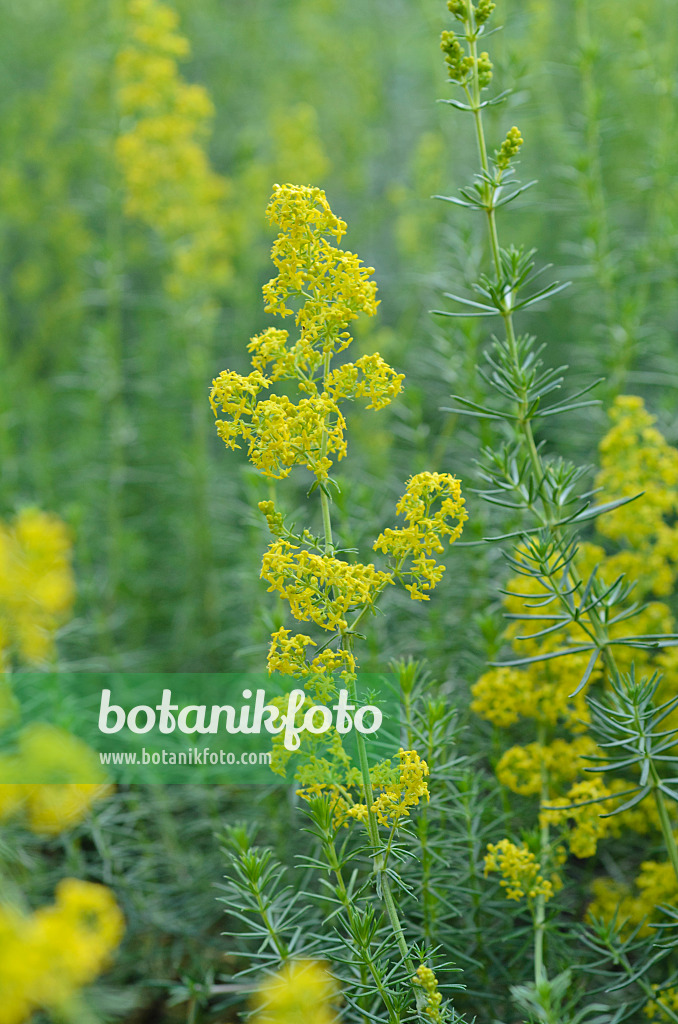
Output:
1,0,678,1021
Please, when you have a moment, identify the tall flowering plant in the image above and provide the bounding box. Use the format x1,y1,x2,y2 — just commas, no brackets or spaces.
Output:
437,1,678,1019
211,184,467,1022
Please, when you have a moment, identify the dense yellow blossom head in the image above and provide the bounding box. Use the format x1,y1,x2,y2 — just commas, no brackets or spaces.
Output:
263,184,378,355
261,539,393,632
210,185,401,482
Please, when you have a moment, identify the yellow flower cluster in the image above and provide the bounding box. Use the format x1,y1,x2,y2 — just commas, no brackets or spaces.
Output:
266,629,356,702
326,353,404,410
374,472,467,600
210,373,347,481
368,748,430,826
115,0,231,304
541,778,612,859
645,985,678,1022
414,964,443,1024
298,749,430,830
0,879,124,1024
250,959,339,1024
263,184,378,353
267,627,317,676
484,839,554,903
471,664,590,730
210,185,399,482
0,508,74,666
588,859,678,937
596,395,678,595
496,737,598,797
261,539,393,633
0,724,112,835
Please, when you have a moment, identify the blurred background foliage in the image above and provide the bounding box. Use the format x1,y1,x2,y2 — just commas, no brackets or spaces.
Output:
0,0,676,1018
1,0,676,676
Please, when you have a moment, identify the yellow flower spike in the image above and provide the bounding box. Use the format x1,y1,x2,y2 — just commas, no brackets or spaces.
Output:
263,184,378,353
115,0,232,301
414,964,444,1024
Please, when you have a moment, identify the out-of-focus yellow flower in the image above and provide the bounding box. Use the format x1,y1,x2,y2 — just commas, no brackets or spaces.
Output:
115,0,232,307
589,860,678,939
541,778,612,859
645,984,678,1022
0,508,74,666
0,724,112,834
496,737,599,797
0,879,124,1024
251,959,339,1024
596,395,678,588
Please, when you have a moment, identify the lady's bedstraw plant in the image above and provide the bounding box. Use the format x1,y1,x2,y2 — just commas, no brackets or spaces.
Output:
438,1,678,1020
211,184,467,1022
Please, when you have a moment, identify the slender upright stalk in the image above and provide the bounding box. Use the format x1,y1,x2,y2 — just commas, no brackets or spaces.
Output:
314,354,425,1012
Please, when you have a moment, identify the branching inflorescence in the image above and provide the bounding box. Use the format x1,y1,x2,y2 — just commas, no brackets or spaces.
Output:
211,183,467,1020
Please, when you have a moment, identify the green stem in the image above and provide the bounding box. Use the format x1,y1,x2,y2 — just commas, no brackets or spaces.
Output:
602,932,678,1024
534,722,549,985
323,835,396,1023
314,414,425,1012
652,773,678,885
463,3,624,685
253,885,289,962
